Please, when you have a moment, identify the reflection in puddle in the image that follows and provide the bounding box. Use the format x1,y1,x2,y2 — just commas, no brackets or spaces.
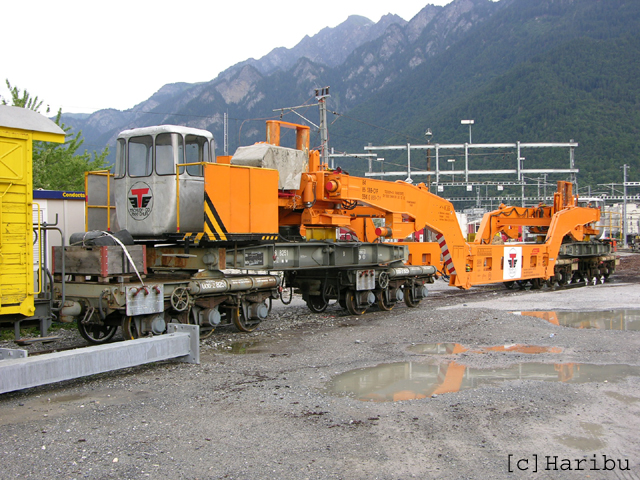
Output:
408,343,562,355
514,310,640,330
325,362,639,402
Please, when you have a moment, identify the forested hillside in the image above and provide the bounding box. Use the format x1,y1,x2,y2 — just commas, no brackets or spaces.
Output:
335,0,640,186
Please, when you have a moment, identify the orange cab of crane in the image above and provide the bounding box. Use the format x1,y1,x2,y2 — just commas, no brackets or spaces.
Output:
203,162,279,240
205,120,316,242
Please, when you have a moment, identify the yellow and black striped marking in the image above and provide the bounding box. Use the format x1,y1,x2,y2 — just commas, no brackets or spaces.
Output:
204,192,228,241
177,232,279,247
182,232,210,245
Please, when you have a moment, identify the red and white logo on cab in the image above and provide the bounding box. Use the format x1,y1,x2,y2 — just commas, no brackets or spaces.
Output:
128,182,153,220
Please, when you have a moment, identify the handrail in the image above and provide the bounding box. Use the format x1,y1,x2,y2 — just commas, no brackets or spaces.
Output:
0,182,13,255
32,202,42,295
84,170,114,232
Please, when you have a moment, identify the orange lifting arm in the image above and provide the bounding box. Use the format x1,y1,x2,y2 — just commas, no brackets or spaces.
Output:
322,173,467,244
320,171,470,282
474,205,554,244
475,181,587,245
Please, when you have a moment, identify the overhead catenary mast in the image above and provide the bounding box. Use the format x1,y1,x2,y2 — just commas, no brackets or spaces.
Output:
223,111,229,156
315,86,330,166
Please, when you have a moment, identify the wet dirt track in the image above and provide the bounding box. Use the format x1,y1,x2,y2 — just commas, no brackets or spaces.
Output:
1,254,639,479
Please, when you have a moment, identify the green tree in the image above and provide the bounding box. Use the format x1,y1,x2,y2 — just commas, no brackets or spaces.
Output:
2,80,109,191
2,80,48,112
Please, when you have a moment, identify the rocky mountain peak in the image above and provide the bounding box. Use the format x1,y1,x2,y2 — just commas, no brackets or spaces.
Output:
61,1,502,156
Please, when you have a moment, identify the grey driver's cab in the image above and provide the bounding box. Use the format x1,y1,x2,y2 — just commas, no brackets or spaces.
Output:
113,125,215,237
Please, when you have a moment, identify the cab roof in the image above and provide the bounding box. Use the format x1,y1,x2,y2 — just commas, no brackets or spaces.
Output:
118,124,213,140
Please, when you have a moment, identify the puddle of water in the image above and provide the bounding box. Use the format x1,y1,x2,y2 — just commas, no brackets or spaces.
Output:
44,393,90,404
514,310,640,330
605,391,640,405
0,389,153,426
556,422,607,451
408,343,562,355
325,362,639,402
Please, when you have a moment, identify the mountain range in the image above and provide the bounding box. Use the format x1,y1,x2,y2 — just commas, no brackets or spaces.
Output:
63,0,640,191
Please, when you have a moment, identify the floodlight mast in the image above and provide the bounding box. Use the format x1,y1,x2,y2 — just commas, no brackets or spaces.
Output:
461,119,474,144
622,164,630,247
425,128,433,191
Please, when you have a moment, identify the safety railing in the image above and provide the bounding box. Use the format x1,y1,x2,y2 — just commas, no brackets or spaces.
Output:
84,170,115,232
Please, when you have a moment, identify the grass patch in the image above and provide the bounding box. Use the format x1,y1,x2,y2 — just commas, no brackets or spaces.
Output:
0,329,16,341
0,321,76,341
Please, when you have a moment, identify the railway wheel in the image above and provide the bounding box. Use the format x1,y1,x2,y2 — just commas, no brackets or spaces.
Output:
557,270,569,287
376,289,394,311
78,318,118,344
504,281,515,290
345,290,367,316
232,306,261,333
306,295,328,313
530,278,543,290
603,264,615,281
122,316,140,340
404,287,421,308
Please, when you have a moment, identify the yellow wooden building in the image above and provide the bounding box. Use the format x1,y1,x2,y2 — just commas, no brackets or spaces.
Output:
0,105,65,318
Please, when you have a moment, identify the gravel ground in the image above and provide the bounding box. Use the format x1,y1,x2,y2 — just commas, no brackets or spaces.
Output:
1,253,639,479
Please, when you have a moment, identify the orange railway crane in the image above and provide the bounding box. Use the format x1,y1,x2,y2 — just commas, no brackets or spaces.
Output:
264,121,615,292
59,119,616,344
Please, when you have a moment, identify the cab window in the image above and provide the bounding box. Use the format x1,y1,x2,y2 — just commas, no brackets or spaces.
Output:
185,135,210,176
128,136,153,177
115,138,126,178
156,133,183,175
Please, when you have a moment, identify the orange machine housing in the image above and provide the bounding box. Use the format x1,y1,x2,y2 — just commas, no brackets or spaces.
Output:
203,163,279,240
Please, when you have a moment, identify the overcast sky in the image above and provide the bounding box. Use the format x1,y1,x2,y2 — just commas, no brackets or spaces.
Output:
1,0,453,114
